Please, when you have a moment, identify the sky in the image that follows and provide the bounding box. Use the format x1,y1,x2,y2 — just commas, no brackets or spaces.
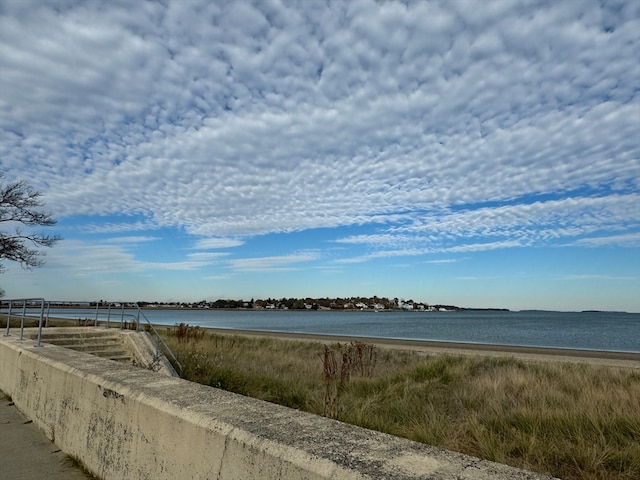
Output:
1,0,639,312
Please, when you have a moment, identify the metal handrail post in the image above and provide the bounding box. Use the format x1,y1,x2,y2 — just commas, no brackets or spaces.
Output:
107,304,112,328
35,300,45,347
4,301,12,337
121,304,125,329
45,302,51,328
95,302,100,326
19,300,26,341
155,330,160,358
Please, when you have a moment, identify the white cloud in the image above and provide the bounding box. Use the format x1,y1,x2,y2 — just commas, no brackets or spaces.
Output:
331,195,639,258
335,234,417,246
105,236,160,244
229,252,320,272
143,261,213,271
1,1,638,267
335,248,428,264
394,195,640,244
187,252,229,261
81,221,159,234
43,240,142,276
447,240,525,253
41,239,219,276
425,259,462,264
193,238,245,249
573,232,640,248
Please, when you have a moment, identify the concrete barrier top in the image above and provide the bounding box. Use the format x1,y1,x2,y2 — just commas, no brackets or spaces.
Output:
0,333,555,480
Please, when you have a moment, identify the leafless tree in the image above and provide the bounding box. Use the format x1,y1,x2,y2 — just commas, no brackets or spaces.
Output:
0,173,61,273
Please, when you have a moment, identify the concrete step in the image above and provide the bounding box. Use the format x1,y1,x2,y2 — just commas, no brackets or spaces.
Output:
88,349,132,362
31,331,132,363
35,332,120,342
37,334,123,347
51,341,123,352
18,327,179,377
42,335,122,343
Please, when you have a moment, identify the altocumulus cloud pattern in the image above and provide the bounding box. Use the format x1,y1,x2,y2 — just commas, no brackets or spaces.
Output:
1,1,639,310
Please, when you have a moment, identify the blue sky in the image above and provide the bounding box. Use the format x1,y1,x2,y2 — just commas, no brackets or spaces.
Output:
1,0,639,312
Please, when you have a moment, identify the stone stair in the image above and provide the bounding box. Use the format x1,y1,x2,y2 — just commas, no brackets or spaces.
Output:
33,330,133,363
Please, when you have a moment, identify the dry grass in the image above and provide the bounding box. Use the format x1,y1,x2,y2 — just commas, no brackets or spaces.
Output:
0,315,87,329
167,327,640,479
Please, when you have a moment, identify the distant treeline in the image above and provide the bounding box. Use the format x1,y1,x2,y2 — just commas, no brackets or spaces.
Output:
139,297,421,310
137,298,506,312
38,298,509,312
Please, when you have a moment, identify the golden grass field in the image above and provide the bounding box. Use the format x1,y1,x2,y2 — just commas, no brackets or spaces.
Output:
163,325,640,480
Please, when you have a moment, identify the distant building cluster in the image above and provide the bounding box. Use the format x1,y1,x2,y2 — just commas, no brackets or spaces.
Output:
133,297,463,312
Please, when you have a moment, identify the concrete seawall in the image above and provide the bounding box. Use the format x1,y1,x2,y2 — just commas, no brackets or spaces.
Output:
0,333,553,479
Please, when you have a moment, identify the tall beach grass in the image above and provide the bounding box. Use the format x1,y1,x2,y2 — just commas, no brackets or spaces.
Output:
166,326,639,479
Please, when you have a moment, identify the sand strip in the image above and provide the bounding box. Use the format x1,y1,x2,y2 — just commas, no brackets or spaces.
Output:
199,327,640,369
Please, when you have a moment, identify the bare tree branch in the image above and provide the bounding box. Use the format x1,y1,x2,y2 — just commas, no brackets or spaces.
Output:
0,172,61,272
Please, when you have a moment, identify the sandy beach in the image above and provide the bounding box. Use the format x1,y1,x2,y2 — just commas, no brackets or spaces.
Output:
201,327,640,369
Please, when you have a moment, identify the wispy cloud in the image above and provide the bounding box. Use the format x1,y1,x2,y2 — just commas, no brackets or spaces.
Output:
447,240,525,253
335,234,418,246
105,236,160,244
187,252,229,261
42,240,221,275
332,195,640,257
335,248,428,264
573,233,640,248
81,221,159,234
229,252,320,272
193,238,245,249
425,258,462,264
143,261,214,271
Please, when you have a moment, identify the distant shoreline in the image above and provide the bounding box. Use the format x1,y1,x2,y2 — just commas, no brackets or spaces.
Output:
13,305,635,314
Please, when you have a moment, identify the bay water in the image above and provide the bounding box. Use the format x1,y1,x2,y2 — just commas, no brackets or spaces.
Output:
26,308,640,353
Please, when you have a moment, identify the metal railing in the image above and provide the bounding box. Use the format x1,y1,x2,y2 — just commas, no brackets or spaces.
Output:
1,299,182,374
135,306,183,374
2,298,47,347
88,302,183,374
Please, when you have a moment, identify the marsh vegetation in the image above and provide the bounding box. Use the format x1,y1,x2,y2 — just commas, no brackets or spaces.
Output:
164,325,640,480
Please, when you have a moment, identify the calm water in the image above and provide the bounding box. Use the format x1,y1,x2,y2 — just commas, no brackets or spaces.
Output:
17,308,640,353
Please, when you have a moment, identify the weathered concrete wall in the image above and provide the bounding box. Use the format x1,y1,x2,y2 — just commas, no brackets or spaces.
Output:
0,333,553,480
119,329,178,377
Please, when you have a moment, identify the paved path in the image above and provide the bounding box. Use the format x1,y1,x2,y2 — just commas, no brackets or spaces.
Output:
0,392,93,480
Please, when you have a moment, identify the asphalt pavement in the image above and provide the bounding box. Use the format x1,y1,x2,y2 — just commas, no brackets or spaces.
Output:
0,392,93,480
